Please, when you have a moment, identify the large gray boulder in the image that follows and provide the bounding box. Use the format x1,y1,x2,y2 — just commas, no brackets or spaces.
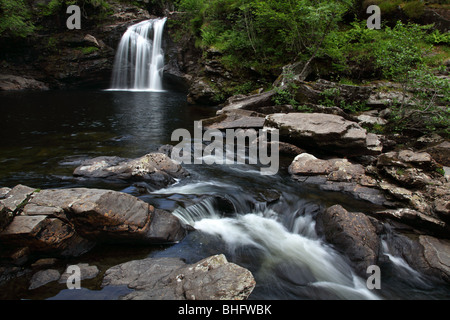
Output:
0,185,187,262
73,153,189,188
102,254,256,300
265,113,382,156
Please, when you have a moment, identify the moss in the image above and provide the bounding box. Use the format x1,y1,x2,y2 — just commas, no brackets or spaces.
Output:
80,46,99,55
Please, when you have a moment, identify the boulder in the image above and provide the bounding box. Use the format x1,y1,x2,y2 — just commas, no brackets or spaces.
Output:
187,78,220,105
73,153,189,188
265,113,382,156
102,254,256,300
289,153,389,206
58,263,100,283
0,186,187,261
27,187,187,243
0,213,92,257
0,74,49,91
202,109,266,131
386,232,450,284
217,90,276,115
316,205,380,277
28,269,61,290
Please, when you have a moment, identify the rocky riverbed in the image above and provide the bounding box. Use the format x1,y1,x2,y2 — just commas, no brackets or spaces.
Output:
197,77,450,287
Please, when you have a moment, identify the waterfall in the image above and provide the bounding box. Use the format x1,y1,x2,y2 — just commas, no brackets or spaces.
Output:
110,18,167,92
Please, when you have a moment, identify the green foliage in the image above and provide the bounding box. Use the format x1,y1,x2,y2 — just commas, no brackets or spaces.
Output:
374,22,431,81
0,0,112,37
37,0,111,17
436,167,445,177
79,46,99,54
389,66,450,136
0,0,35,37
272,88,298,107
426,29,450,45
323,20,436,81
319,87,341,107
176,0,356,72
318,87,369,113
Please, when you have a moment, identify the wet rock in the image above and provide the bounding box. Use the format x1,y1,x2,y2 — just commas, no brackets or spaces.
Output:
202,109,265,131
73,153,189,188
31,258,59,269
386,232,450,284
29,269,61,290
102,254,256,300
146,209,188,243
59,263,100,283
418,235,450,284
316,205,380,277
265,113,382,156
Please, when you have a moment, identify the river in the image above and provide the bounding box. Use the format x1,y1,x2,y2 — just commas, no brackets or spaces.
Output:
0,89,449,300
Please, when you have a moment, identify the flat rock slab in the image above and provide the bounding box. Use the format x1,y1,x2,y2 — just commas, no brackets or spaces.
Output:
102,254,256,300
206,116,266,130
217,90,276,115
265,113,382,156
1,215,48,237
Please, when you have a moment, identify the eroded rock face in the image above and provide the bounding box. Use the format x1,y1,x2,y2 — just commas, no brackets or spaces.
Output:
102,254,256,300
265,113,382,156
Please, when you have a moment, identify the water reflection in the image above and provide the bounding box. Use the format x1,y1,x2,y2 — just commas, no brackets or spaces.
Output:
0,90,217,188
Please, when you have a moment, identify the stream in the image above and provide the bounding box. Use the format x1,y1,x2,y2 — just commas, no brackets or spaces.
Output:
1,89,450,300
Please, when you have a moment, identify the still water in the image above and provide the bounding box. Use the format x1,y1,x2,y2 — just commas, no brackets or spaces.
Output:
0,89,449,300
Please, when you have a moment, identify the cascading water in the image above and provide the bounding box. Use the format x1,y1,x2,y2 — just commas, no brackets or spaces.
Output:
110,18,167,91
151,179,381,300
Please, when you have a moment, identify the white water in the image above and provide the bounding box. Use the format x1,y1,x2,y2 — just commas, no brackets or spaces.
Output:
110,18,167,91
166,181,381,300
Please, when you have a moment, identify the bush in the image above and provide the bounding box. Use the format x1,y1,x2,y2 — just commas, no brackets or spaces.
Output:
389,66,450,136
